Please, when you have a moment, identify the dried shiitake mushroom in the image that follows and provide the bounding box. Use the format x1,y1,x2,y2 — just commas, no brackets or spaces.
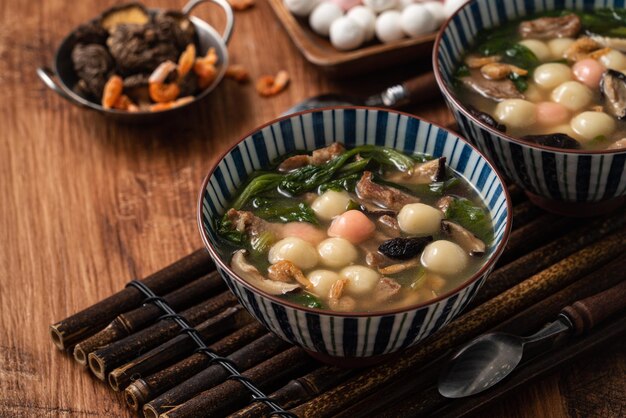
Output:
71,43,114,97
100,2,150,32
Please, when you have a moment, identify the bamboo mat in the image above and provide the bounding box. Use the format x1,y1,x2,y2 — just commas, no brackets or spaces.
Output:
51,186,626,418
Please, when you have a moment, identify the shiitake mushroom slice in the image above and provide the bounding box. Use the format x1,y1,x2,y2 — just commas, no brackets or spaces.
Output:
466,105,507,132
378,236,433,260
521,133,581,149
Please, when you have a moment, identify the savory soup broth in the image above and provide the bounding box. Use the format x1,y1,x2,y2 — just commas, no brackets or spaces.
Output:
216,144,494,313
453,10,626,151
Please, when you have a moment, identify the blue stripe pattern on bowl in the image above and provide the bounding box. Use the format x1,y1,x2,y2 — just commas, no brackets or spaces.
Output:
435,0,626,203
199,108,510,357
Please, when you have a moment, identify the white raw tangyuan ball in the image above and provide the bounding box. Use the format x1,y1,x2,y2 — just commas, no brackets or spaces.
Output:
551,81,593,111
364,0,398,13
570,111,616,141
284,0,320,17
494,99,537,129
330,16,366,50
422,1,446,25
308,270,341,298
444,0,467,18
340,265,380,295
268,237,318,270
401,4,437,38
309,1,343,37
311,190,351,221
376,10,405,43
518,39,551,62
347,5,376,42
317,237,358,268
533,63,572,90
397,203,443,236
421,240,469,275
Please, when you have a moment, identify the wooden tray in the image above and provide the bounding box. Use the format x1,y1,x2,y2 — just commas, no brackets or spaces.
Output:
268,0,437,77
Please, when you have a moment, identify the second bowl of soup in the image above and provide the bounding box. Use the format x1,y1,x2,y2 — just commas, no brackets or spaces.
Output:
198,107,511,364
434,0,626,216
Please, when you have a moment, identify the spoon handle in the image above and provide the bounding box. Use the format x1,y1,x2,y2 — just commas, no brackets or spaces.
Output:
378,73,439,108
561,279,626,335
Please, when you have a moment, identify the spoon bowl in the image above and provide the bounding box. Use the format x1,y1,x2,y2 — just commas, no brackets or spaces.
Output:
438,333,523,399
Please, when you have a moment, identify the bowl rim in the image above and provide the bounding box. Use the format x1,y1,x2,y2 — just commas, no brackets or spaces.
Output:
196,106,513,318
432,0,626,156
51,12,228,116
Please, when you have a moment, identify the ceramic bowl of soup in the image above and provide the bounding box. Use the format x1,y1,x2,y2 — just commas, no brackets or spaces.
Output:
198,107,511,365
434,0,626,216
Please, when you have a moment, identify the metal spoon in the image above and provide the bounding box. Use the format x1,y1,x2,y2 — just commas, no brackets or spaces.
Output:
438,279,626,399
284,72,439,114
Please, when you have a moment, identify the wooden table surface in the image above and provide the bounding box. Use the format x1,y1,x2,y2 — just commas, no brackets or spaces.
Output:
1,0,623,416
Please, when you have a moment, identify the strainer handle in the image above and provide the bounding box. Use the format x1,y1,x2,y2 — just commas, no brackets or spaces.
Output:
183,0,234,44
37,67,87,108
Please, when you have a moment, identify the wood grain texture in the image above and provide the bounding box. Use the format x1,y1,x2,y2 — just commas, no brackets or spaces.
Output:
0,0,622,417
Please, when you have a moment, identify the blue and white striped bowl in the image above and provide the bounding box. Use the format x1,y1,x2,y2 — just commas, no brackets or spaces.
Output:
434,0,626,216
197,108,512,363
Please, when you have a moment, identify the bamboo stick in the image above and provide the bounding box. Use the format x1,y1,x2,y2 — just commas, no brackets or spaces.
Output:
124,322,267,411
227,366,353,418
160,347,316,418
88,293,240,380
74,271,224,366
496,213,576,266
50,249,213,350
291,228,626,417
109,306,256,391
335,257,626,418
509,200,542,229
142,334,291,418
471,211,626,308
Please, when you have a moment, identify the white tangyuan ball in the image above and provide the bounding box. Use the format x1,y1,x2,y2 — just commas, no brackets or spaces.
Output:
364,0,398,13
570,111,616,141
444,0,467,18
551,81,593,112
533,63,572,90
548,38,575,60
309,2,343,37
268,237,318,270
599,50,626,71
422,1,446,25
421,240,469,275
340,265,380,295
524,83,544,102
376,10,405,43
311,190,351,221
284,0,320,17
494,99,537,129
552,124,582,141
518,39,551,62
398,0,415,9
397,203,443,236
317,237,358,268
330,16,366,50
347,6,376,41
401,4,437,37
308,270,341,298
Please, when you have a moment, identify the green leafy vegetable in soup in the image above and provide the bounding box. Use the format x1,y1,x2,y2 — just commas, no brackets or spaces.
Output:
454,9,626,151
217,143,494,313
